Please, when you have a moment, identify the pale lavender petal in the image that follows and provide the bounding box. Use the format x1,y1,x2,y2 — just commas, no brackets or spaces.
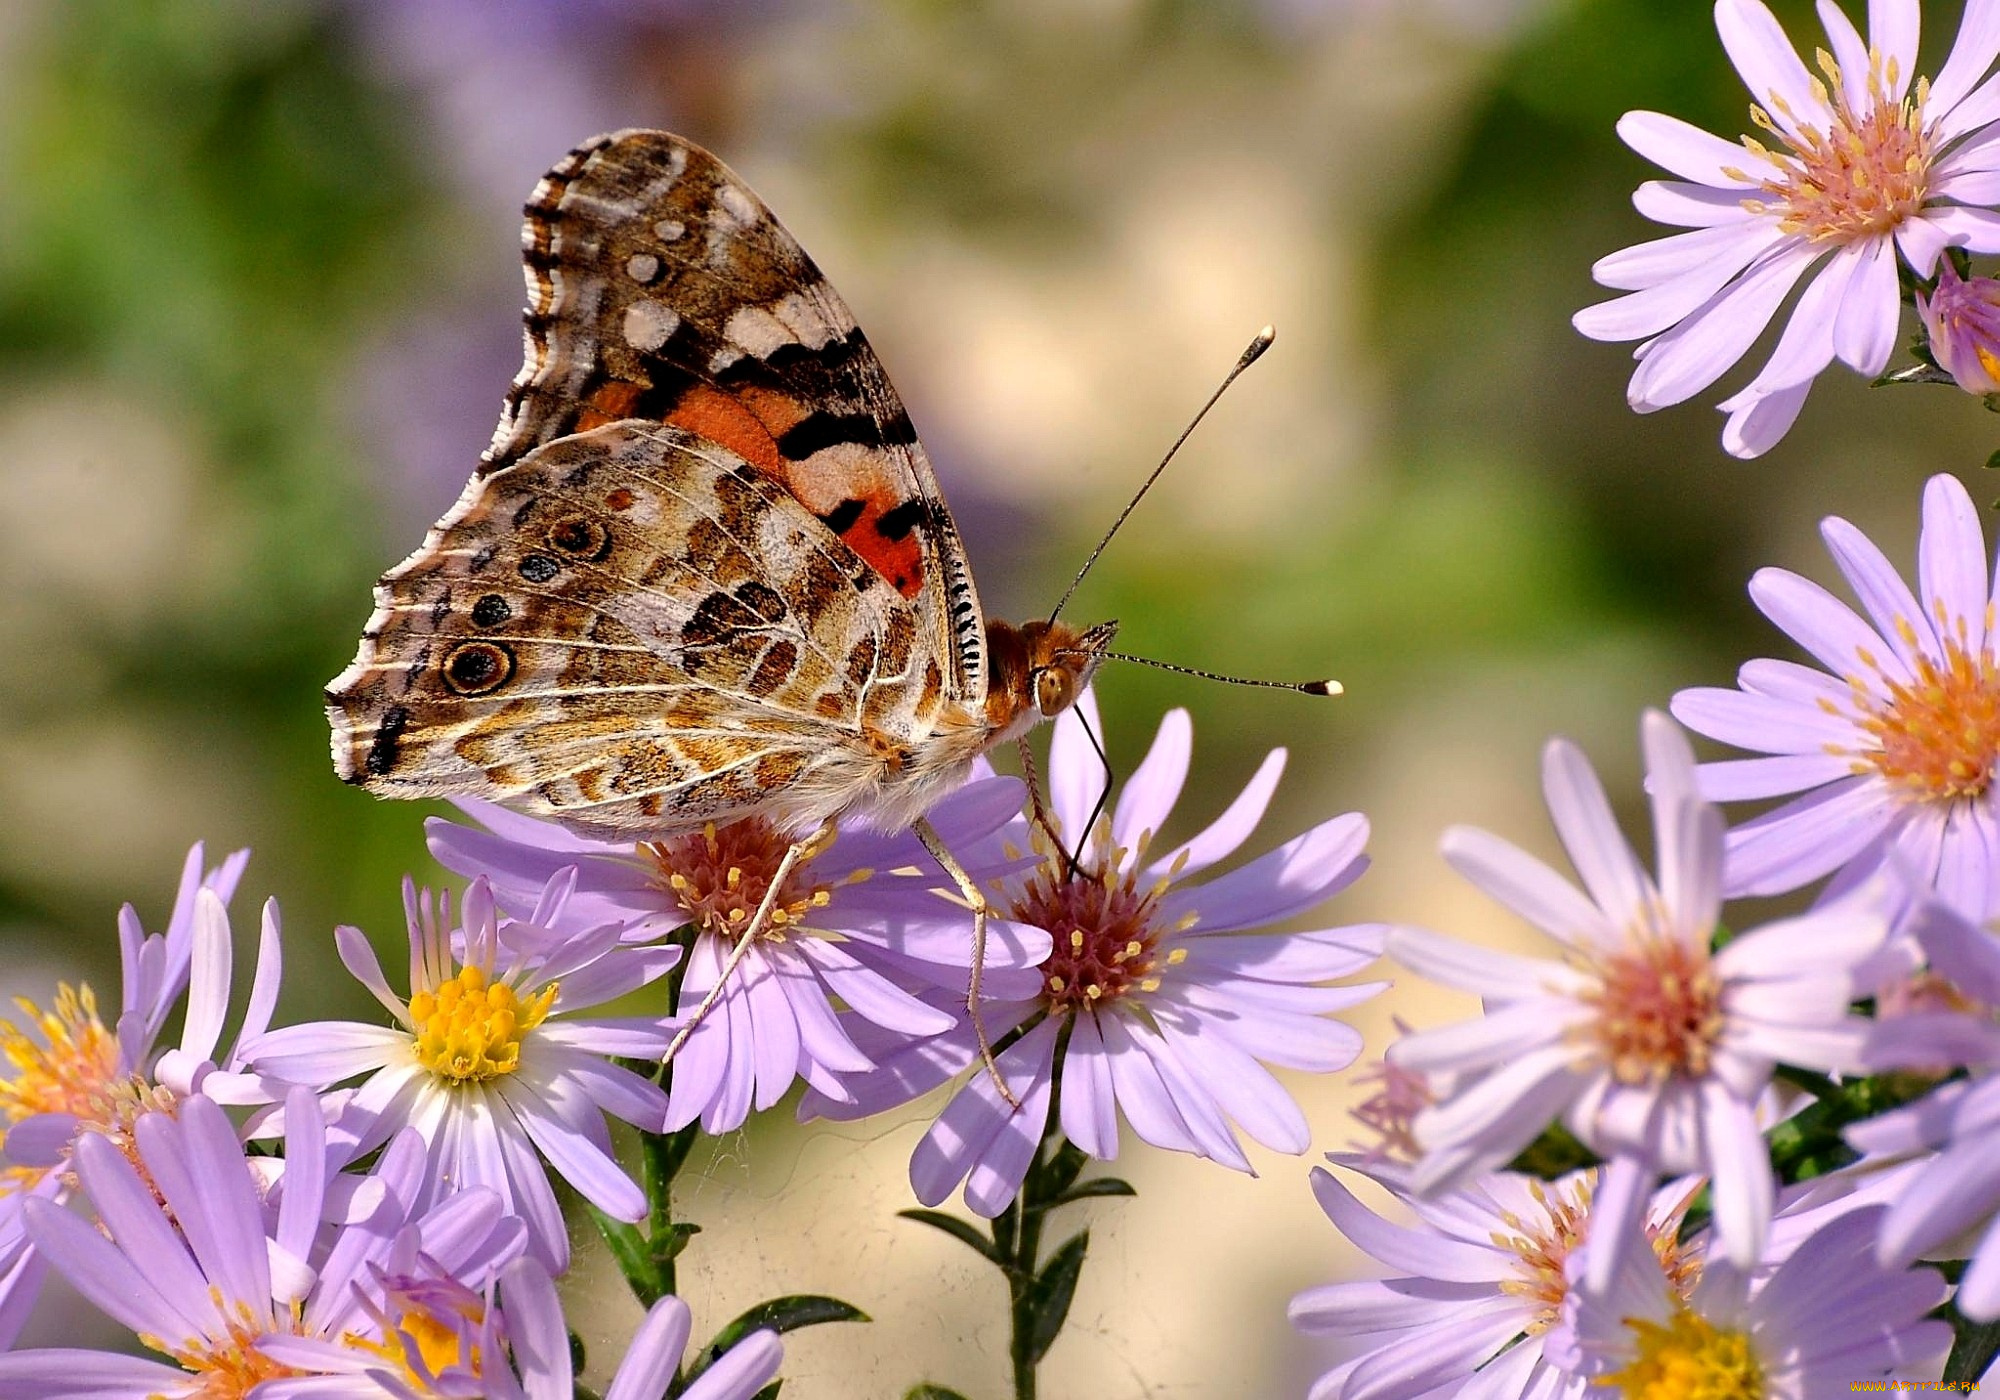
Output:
1592,221,1784,291
1574,230,1778,342
1633,179,1762,227
1542,737,1651,926
1867,0,1920,99
335,925,407,1021
1112,708,1190,857
1148,748,1286,878
1723,776,1896,895
1048,688,1105,840
1159,812,1368,932
1097,1011,1199,1155
1823,514,1937,663
1819,0,1872,108
1749,566,1903,682
181,890,233,1065
503,1081,645,1221
1920,473,1989,653
1832,236,1900,375
797,940,956,1035
1059,1015,1119,1159
1896,209,1952,277
1691,754,1855,800
966,1050,1056,1216
243,1023,406,1085
1720,377,1813,458
1345,1296,1540,1400
1669,685,1856,752
1175,927,1382,981
1616,110,1762,187
500,1256,572,1396
604,1295,693,1400
1715,0,1822,141
1388,924,1592,1001
0,1352,188,1398
22,1195,194,1341
1189,997,1364,1071
1390,999,1579,1075
1929,0,2000,119
1409,1045,1588,1192
743,957,799,1112
1156,1012,1307,1153
1438,825,1612,947
909,1019,1057,1212
1627,244,1816,407
1922,204,2000,252
683,1332,785,1400
1304,1168,1504,1280
773,954,871,1074
1702,1084,1773,1267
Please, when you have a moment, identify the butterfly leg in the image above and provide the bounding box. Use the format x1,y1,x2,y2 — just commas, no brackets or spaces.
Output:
662,817,838,1068
911,816,1020,1110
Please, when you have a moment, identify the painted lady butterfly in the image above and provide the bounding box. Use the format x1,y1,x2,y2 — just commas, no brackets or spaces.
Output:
325,129,1114,1054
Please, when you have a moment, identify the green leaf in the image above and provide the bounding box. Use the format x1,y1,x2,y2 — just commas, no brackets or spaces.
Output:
1027,1230,1089,1366
898,1208,1002,1264
1874,361,1958,387
1049,1177,1136,1207
588,1207,665,1306
1503,1122,1600,1180
749,1384,782,1400
1986,448,2000,471
684,1295,868,1386
903,1388,972,1400
1946,1307,2000,1385
1031,1140,1090,1203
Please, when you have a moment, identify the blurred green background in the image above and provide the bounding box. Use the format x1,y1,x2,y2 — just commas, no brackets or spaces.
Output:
1,0,1993,1392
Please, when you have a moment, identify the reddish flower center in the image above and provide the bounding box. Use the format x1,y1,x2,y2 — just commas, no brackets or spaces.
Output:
1009,854,1180,1012
0,982,173,1193
1842,630,2000,802
1581,932,1724,1085
1494,1176,1594,1333
642,818,835,943
1735,50,1933,243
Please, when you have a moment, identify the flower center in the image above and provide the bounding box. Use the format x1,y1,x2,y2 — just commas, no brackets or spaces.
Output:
1582,932,1724,1085
642,818,834,943
147,1294,302,1398
1350,1022,1434,1162
1010,847,1184,1012
0,983,169,1191
1494,1175,1594,1334
1842,629,2000,802
407,966,555,1084
1597,1306,1763,1399
1736,49,1932,243
346,1278,486,1393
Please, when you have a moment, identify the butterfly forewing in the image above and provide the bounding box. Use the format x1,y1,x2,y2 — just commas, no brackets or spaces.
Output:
327,423,953,837
487,129,987,701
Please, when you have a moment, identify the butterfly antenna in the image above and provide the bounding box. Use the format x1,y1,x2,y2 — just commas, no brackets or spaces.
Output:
1104,651,1342,696
1065,706,1116,883
1048,326,1277,625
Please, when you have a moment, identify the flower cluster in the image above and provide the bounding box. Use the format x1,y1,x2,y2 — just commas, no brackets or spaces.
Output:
0,683,1384,1388
1295,472,2000,1394
1576,0,2000,455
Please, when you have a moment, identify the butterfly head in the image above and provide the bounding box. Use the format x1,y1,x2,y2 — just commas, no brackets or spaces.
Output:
985,618,1117,742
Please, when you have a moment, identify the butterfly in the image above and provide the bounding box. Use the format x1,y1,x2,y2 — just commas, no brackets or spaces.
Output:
325,128,1115,1067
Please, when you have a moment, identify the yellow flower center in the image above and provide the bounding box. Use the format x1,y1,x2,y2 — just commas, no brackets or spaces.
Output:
346,1297,484,1392
1834,622,2000,802
1733,47,1933,244
407,967,555,1084
1596,1307,1763,1399
143,1292,303,1398
642,818,837,943
1580,929,1724,1085
1007,822,1192,1013
0,982,169,1191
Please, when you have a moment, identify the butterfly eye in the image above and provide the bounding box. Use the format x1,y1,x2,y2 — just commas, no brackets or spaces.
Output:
442,641,516,696
1034,667,1074,717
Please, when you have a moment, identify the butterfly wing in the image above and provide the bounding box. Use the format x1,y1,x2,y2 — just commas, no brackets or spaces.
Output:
327,423,954,838
484,128,989,707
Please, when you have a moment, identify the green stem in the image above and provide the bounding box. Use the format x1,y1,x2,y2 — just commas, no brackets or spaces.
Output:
1007,1173,1045,1400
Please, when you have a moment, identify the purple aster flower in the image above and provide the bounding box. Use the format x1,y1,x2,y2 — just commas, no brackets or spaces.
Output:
1290,1159,1699,1400
427,771,1051,1135
1560,1203,1949,1392
1670,473,2000,905
0,1089,526,1398
1388,711,1884,1279
1846,889,2000,1317
0,843,252,1347
240,870,678,1272
483,1256,783,1400
1573,0,2000,456
803,693,1385,1216
1919,258,2000,392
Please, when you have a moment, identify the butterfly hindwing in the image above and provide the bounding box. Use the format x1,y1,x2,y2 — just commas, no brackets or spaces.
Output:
327,423,952,837
486,129,988,702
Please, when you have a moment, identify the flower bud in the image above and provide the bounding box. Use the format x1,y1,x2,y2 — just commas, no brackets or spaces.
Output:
1918,260,2000,394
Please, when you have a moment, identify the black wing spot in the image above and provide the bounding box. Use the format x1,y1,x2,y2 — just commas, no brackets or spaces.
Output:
820,499,865,534
874,499,927,542
441,641,517,696
471,594,513,628
364,705,411,779
547,515,612,560
519,554,560,583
